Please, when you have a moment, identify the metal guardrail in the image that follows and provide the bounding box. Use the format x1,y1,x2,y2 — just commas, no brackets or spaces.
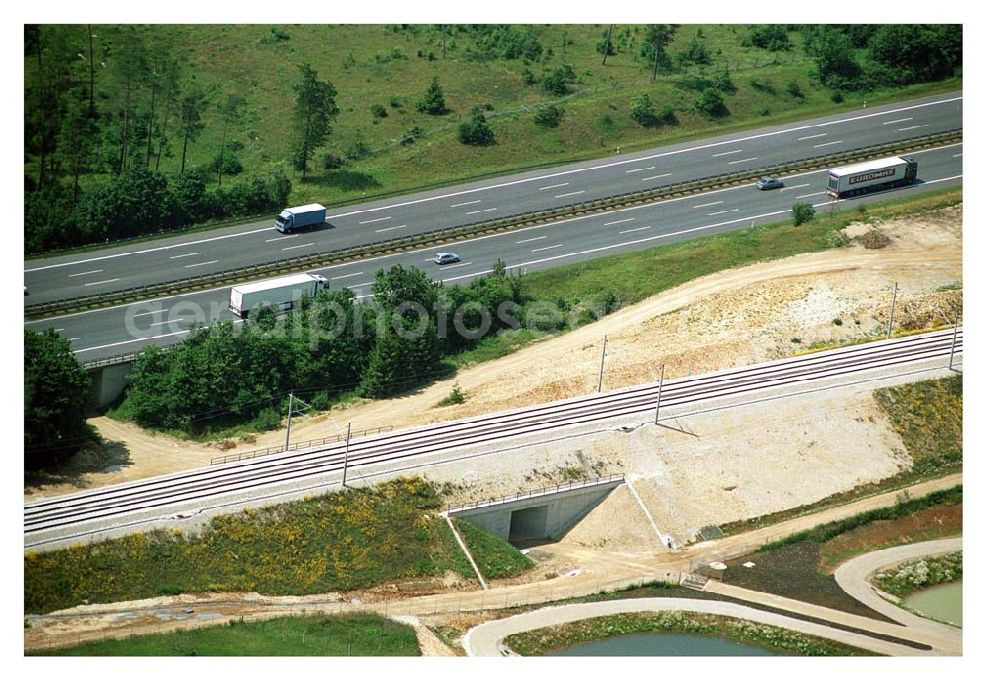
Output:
82,350,145,370
27,128,962,321
445,474,626,513
208,425,394,465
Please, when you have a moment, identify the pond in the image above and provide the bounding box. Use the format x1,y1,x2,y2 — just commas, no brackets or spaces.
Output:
903,580,962,627
548,632,780,656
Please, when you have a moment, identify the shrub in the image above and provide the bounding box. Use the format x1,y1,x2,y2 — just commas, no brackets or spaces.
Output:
457,108,495,146
792,202,815,226
678,39,712,65
310,391,330,411
155,584,183,596
533,104,564,129
744,24,792,52
321,153,345,170
389,95,402,108
522,68,537,86
786,80,805,99
370,103,388,119
437,384,466,407
755,105,770,117
251,407,281,432
629,93,660,128
830,90,844,103
659,105,677,125
415,77,447,115
713,70,736,94
694,88,728,118
541,65,575,96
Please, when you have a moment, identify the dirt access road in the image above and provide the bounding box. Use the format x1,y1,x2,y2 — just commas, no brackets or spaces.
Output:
25,205,962,499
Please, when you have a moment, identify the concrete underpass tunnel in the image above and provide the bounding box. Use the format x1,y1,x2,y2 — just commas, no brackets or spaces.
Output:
508,505,549,544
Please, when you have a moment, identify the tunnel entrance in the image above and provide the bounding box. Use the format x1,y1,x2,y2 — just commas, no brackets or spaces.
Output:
509,505,549,542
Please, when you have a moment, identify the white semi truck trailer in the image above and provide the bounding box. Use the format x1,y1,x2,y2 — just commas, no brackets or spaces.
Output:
825,156,918,199
229,273,329,318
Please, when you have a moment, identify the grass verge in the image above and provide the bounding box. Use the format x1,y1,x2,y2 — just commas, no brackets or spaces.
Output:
28,613,419,656
505,610,875,656
24,478,493,615
455,519,534,579
872,551,962,598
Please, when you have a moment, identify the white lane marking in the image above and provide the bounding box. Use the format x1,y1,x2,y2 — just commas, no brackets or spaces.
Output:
347,282,371,289
953,153,962,157
780,183,811,191
442,252,579,283
797,133,827,141
814,141,843,148
619,226,651,234
626,166,656,173
642,173,673,181
516,236,547,244
538,182,570,191
604,218,635,226
482,208,497,213
466,210,481,215
375,224,407,233
330,272,364,280
359,216,391,224
134,227,273,255
26,251,132,273
713,149,743,157
898,125,923,131
728,157,758,165
693,200,724,209
707,210,730,216
438,262,472,270
581,209,790,256
281,243,315,251
53,328,64,332
554,190,585,199
184,260,220,268
67,269,103,277
83,278,120,286
531,244,564,253
883,117,913,125
33,142,964,327
814,95,962,127
794,192,826,199
131,309,166,317
67,337,80,341
169,252,202,258
450,200,481,208
266,235,297,243
149,319,190,327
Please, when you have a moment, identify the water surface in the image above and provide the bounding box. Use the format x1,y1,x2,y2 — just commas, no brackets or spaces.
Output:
903,581,962,627
549,632,780,656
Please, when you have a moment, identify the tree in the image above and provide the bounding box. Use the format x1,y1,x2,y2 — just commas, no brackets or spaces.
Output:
630,92,659,127
415,76,447,115
541,64,575,96
178,84,207,174
24,329,93,468
600,24,615,65
290,64,339,178
457,108,496,146
216,93,245,186
806,27,862,89
869,25,962,84
643,24,678,83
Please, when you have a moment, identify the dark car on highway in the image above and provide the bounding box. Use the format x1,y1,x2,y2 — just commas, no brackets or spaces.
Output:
755,176,784,190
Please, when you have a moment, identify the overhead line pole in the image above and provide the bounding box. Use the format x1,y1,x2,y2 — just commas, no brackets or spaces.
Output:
950,320,960,371
654,364,665,425
342,422,352,487
284,393,293,452
887,282,898,339
598,335,608,393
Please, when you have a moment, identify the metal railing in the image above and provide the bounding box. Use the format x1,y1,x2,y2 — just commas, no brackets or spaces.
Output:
446,474,626,513
26,129,962,321
209,425,393,465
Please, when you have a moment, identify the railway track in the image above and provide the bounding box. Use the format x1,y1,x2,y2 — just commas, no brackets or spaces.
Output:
24,329,962,547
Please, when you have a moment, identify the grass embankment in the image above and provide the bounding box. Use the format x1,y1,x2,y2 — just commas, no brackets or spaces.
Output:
24,478,531,615
505,611,875,656
29,613,419,657
718,374,962,538
26,23,961,229
721,486,961,619
455,519,534,579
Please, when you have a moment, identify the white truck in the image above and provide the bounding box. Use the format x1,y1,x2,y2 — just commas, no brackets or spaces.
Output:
229,273,329,318
825,156,918,199
274,203,327,233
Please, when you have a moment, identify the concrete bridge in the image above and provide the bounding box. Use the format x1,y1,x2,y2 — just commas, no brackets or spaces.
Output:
446,475,625,544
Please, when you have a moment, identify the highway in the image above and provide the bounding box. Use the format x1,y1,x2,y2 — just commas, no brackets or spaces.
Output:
23,328,961,551
24,91,962,307
26,141,963,361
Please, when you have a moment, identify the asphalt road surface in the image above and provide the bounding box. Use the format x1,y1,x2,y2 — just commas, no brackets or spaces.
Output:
28,140,962,362
24,91,962,307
